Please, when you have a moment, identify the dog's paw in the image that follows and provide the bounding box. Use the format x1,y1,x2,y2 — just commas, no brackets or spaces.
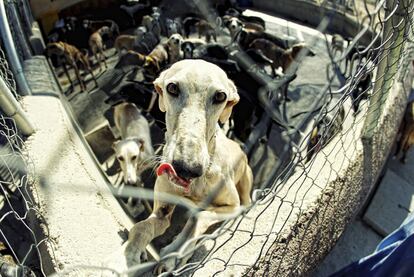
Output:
102,241,149,277
154,257,176,276
125,241,148,267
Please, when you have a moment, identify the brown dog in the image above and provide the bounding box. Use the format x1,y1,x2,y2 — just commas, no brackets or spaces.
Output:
195,19,217,43
115,50,147,68
143,43,168,77
395,100,414,163
46,41,98,91
114,35,136,55
249,38,315,72
89,26,109,70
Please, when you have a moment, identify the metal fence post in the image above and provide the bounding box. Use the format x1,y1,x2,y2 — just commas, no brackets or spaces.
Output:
0,76,34,136
21,0,33,23
17,0,33,36
0,0,31,95
5,0,32,60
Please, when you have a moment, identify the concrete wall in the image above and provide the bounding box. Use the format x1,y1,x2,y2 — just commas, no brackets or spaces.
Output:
21,56,135,276
252,0,376,45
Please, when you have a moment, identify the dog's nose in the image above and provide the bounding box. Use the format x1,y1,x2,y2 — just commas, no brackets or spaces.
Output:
126,177,136,185
172,160,203,179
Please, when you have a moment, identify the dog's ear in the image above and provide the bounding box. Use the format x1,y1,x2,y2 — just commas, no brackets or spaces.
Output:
153,70,167,112
133,138,145,151
219,79,239,124
112,140,120,150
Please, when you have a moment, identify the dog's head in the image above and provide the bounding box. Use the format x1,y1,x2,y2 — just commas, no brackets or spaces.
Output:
167,34,183,50
181,41,195,59
82,19,90,30
99,26,111,35
154,60,239,185
45,42,65,56
166,19,178,36
113,138,144,185
143,56,160,77
226,17,243,38
134,26,147,39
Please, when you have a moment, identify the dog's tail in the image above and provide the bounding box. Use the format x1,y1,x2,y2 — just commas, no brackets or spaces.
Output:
81,48,89,58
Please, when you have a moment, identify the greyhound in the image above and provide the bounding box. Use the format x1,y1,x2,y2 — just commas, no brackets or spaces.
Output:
249,39,316,73
166,34,183,64
143,43,168,78
113,102,154,186
195,19,217,43
111,60,253,274
45,42,98,92
89,26,109,70
114,35,137,55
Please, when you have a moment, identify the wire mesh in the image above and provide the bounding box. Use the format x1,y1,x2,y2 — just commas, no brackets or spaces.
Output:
0,30,45,276
1,0,414,276
82,0,412,275
0,47,19,100
0,115,45,276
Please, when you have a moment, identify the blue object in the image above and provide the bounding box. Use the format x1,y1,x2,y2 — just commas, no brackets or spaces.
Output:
330,212,414,277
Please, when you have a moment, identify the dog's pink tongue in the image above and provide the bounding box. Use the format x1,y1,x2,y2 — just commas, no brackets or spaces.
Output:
157,163,175,177
157,163,191,193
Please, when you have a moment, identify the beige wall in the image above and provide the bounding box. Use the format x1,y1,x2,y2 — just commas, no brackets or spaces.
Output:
30,0,85,19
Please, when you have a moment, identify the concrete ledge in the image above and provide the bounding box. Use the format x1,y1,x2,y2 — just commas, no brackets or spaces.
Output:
252,0,376,45
23,55,60,96
22,95,133,275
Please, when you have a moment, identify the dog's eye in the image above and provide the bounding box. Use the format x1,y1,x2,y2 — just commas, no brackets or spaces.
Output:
213,91,227,104
166,83,179,97
117,156,124,162
131,155,137,160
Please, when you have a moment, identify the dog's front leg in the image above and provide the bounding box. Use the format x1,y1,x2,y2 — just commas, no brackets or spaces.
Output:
124,201,175,268
62,62,73,89
71,61,85,91
156,205,240,274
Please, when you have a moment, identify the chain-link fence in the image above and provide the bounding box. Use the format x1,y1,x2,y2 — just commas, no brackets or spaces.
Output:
1,0,414,276
0,33,43,275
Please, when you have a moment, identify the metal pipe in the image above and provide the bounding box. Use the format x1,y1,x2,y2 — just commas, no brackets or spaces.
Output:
17,0,33,36
21,0,34,23
0,76,34,136
0,0,31,96
6,0,32,60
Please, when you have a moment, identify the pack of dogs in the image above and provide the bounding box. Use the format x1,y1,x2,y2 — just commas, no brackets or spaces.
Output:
44,3,394,273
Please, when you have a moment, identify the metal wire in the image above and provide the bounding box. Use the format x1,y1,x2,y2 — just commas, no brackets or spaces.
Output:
0,0,413,276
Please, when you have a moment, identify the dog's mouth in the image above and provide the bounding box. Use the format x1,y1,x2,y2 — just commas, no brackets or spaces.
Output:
157,163,192,193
